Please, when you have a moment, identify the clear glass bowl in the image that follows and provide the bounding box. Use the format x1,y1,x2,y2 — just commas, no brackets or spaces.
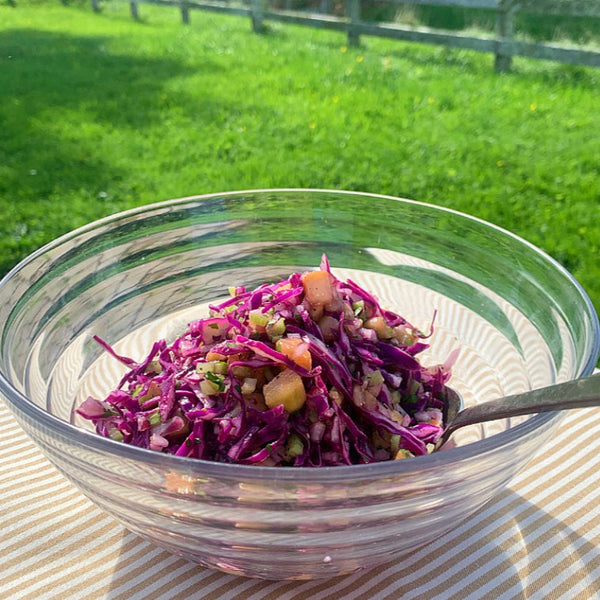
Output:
1,189,598,580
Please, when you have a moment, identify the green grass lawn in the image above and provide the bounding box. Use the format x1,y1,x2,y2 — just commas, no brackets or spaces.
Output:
1,2,600,319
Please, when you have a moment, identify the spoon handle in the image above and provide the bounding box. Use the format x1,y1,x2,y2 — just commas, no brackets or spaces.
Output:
440,372,600,447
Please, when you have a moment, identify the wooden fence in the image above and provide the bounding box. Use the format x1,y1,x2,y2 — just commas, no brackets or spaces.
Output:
91,0,600,71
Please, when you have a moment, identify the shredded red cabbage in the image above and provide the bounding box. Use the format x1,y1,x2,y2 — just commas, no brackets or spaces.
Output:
77,256,457,466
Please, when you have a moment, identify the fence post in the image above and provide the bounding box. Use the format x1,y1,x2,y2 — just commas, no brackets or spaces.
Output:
346,0,360,47
130,1,139,19
91,0,101,13
181,1,190,24
320,0,333,14
251,0,266,32
495,0,516,72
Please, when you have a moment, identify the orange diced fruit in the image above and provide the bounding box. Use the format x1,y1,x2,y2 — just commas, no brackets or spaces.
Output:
301,270,334,305
394,449,414,460
263,369,306,413
276,337,312,370
165,472,195,494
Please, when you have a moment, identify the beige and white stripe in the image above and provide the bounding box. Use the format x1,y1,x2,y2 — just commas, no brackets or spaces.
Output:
1,398,600,600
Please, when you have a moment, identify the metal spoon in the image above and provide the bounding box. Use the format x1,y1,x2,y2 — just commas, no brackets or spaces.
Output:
435,372,600,450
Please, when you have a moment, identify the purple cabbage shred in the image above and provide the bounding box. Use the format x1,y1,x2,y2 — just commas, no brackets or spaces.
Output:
77,256,457,466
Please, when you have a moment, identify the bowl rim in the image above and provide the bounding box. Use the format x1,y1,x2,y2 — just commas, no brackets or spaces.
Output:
1,188,599,481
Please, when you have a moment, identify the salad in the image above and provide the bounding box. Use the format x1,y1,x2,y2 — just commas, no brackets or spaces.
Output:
77,256,457,466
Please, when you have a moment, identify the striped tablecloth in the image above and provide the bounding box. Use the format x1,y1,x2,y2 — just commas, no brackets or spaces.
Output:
2,398,600,600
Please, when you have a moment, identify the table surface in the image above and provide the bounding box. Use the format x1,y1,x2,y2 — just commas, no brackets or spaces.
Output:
2,398,600,600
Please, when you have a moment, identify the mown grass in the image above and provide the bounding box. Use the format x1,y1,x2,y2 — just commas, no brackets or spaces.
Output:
1,2,599,319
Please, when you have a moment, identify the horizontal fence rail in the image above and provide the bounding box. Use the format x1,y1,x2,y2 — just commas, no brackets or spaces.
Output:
90,0,600,71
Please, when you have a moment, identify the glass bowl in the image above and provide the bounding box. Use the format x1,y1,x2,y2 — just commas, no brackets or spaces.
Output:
1,189,598,580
